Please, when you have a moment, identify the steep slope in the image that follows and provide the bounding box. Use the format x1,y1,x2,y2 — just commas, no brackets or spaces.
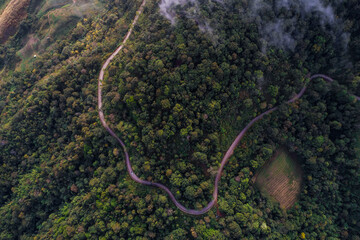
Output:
0,0,30,43
0,0,359,239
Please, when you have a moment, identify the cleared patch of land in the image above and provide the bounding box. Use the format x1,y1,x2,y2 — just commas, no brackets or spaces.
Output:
254,150,302,210
0,0,30,43
14,0,102,71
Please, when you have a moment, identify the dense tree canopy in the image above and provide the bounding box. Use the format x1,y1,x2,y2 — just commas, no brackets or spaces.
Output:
0,0,359,239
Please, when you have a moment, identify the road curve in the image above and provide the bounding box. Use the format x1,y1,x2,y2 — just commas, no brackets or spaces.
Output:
98,2,360,215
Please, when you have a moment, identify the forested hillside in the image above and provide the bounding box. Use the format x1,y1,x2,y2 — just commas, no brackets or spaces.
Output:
0,0,359,239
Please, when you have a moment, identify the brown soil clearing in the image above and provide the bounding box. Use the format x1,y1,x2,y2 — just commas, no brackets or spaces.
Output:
0,0,30,43
254,150,302,210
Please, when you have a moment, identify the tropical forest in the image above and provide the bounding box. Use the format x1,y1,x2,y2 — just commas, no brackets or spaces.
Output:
0,0,359,239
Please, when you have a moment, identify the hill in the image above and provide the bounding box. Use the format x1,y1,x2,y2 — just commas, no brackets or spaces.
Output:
0,0,359,239
0,0,30,43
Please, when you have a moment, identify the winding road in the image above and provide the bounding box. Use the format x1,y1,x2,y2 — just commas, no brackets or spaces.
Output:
98,1,360,215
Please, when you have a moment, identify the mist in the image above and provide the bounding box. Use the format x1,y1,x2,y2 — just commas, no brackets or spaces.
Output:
260,20,297,51
160,0,222,42
159,0,199,25
159,0,349,52
249,0,347,51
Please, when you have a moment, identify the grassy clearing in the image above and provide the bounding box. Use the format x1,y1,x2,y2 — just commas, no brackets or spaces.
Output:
14,0,102,71
254,149,302,210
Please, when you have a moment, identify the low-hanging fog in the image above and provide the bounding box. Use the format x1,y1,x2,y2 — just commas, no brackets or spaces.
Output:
159,0,349,52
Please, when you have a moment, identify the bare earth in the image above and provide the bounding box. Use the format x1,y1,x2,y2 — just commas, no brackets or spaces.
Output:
0,0,30,43
255,151,302,210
